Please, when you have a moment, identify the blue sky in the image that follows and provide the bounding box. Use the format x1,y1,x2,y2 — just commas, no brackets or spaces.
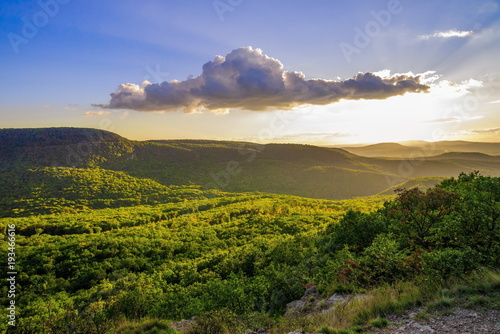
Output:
1,0,499,144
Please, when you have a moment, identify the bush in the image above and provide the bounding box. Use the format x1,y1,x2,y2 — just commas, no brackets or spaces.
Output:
361,234,408,285
422,248,477,279
322,210,386,254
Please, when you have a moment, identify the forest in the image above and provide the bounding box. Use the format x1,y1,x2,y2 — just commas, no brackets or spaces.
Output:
0,171,498,333
0,128,499,333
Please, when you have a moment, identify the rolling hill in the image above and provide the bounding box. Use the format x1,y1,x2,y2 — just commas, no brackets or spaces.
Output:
340,140,500,158
2,127,500,205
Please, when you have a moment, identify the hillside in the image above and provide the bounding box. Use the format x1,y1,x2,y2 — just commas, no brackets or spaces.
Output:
0,127,135,169
0,167,216,217
377,176,447,196
2,128,500,202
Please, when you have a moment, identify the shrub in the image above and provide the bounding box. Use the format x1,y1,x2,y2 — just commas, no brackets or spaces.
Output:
422,248,477,279
322,210,386,254
361,234,408,285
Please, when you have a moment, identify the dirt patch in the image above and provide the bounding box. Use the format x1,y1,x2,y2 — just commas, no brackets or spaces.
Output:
371,307,499,334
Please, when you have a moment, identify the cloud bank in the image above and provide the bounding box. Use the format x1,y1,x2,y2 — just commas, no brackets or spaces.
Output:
97,47,431,113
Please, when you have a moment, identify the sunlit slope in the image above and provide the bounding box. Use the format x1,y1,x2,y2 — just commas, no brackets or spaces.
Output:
0,167,211,217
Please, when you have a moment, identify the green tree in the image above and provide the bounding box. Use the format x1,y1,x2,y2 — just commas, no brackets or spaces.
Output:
439,172,500,264
386,187,458,249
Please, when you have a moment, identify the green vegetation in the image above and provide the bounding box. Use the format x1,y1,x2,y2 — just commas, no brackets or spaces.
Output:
0,171,498,333
115,319,178,334
368,317,389,328
0,129,499,333
0,167,218,217
425,296,455,312
0,189,385,333
317,325,336,334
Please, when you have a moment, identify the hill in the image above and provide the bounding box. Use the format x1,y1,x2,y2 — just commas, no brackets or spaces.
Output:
341,140,500,158
339,142,433,158
377,176,447,195
2,128,500,203
427,152,500,162
0,127,135,169
0,167,216,217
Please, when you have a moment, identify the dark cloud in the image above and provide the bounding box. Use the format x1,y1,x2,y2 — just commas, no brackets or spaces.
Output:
96,47,430,113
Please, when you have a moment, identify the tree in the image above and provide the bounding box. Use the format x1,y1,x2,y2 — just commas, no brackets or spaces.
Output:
439,172,500,264
387,187,458,249
321,210,387,254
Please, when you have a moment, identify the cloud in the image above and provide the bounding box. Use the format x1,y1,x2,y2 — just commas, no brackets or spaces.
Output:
419,29,474,40
274,132,352,142
96,47,431,113
467,127,500,135
453,127,500,140
83,111,111,117
427,117,462,123
427,115,484,123
65,106,77,111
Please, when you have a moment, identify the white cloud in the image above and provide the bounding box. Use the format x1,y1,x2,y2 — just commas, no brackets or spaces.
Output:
83,111,111,117
427,115,484,123
419,29,474,40
96,47,431,113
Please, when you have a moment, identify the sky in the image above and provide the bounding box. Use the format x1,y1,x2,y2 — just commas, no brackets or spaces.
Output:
1,0,499,145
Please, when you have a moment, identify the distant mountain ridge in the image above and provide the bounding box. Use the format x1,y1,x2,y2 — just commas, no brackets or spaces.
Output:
340,140,500,158
2,127,500,201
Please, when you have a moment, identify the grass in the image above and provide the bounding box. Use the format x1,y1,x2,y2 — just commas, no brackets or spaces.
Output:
317,326,336,334
421,269,500,316
368,317,389,328
414,311,430,320
449,269,500,310
316,328,358,334
187,309,241,334
466,295,489,307
114,318,178,334
425,296,455,312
